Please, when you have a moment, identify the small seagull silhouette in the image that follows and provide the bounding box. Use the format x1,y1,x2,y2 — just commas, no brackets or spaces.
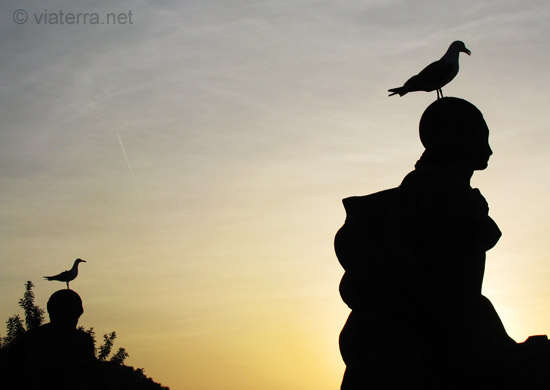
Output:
44,258,86,289
388,41,471,99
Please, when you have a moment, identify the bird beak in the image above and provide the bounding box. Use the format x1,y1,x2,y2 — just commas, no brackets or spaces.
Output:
464,48,471,56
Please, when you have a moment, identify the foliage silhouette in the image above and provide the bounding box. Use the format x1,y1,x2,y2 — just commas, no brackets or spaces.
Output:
19,281,45,330
98,331,118,361
0,282,43,350
110,346,130,365
1,314,25,349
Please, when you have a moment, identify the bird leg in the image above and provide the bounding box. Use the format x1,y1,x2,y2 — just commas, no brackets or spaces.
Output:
66,281,70,289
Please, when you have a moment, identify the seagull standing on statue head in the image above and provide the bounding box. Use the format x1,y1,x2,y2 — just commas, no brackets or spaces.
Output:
44,258,86,289
388,41,471,99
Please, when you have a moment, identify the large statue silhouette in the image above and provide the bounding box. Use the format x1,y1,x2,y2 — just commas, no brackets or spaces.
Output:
335,97,550,389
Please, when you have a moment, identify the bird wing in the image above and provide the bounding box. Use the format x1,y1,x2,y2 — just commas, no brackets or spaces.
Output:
405,60,454,91
44,270,73,281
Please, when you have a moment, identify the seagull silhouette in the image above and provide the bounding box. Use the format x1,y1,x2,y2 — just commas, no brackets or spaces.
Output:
44,258,86,289
388,41,471,99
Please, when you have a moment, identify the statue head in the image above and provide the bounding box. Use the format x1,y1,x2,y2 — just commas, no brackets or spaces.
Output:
419,97,492,171
47,289,84,327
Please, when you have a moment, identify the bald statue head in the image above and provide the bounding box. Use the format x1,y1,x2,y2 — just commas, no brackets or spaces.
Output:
419,97,492,170
47,289,84,328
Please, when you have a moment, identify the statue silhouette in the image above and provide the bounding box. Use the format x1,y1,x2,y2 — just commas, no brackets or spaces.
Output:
335,97,550,389
4,289,105,390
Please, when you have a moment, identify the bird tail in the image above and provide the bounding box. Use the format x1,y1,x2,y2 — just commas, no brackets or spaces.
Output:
388,87,408,97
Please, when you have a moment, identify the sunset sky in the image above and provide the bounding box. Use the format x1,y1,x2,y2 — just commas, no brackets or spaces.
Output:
1,1,549,388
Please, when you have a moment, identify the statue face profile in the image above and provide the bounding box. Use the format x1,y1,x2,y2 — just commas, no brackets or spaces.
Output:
419,97,492,171
469,118,492,171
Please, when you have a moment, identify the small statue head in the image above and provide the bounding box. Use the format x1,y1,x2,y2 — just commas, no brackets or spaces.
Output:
47,289,84,327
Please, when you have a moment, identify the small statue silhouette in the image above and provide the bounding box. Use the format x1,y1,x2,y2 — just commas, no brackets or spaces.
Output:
4,290,104,390
335,97,550,389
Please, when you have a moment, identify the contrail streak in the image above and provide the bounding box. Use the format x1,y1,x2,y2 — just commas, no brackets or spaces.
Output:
115,129,142,200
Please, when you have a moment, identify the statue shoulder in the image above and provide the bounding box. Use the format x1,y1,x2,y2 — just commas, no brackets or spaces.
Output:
342,188,399,224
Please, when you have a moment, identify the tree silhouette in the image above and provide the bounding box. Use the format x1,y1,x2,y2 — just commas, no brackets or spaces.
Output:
1,315,25,349
110,346,129,365
18,281,45,330
1,281,44,349
99,331,117,361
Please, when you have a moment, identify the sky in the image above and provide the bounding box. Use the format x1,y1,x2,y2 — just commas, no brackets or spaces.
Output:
1,0,549,388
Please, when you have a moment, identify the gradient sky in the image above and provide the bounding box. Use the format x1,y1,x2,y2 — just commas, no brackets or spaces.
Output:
1,1,549,388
